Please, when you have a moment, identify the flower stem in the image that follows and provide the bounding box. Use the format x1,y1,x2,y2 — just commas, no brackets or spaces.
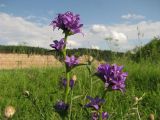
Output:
63,34,68,57
99,89,107,120
136,105,141,120
88,64,92,95
90,75,93,95
63,34,70,103
65,70,70,103
99,106,103,120
69,90,73,120
102,89,107,99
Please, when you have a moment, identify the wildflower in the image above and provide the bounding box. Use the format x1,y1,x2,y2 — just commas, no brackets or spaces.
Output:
50,11,83,35
92,112,99,120
97,64,111,82
4,106,16,119
50,38,66,51
92,112,109,120
62,78,75,89
85,96,105,110
102,112,109,120
72,75,77,81
97,64,128,92
54,101,69,111
65,55,79,68
111,78,126,92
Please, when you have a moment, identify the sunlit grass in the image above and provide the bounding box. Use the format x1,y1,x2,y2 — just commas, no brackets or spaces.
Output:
0,59,160,120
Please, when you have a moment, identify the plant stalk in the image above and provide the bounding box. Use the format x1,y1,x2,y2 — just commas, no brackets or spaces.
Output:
63,34,70,103
136,105,141,120
99,106,103,120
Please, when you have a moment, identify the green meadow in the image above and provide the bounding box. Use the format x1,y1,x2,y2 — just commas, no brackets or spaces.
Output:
0,59,160,120
0,38,160,120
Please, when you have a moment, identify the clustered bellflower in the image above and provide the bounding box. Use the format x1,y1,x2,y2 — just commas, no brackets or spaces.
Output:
50,11,83,35
62,78,75,89
85,96,105,110
85,96,108,120
50,11,83,116
92,112,109,120
50,38,66,51
54,101,69,111
65,55,79,68
97,64,128,92
50,11,128,120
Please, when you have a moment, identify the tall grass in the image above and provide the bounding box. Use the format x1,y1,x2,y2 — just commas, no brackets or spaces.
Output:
0,59,159,120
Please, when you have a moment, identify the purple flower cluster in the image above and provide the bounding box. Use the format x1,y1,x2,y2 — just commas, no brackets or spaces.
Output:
62,78,75,89
54,101,69,111
85,96,105,110
92,112,109,120
49,11,128,120
50,38,66,51
65,55,79,68
50,11,83,35
50,12,83,117
97,64,128,92
85,96,108,120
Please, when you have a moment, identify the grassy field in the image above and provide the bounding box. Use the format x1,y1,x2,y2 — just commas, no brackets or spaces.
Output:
0,59,160,120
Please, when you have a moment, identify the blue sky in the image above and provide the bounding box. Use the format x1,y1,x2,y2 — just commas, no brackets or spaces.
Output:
1,0,160,24
0,0,160,51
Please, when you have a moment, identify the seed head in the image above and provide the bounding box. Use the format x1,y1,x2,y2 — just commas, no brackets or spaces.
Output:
4,106,16,119
23,90,30,97
149,114,154,120
133,96,139,102
72,75,77,81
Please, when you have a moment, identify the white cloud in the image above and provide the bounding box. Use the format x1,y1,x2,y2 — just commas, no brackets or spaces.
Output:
110,31,127,44
0,12,160,52
121,13,145,20
25,15,50,26
89,22,160,51
90,24,107,33
0,12,61,48
90,25,128,45
90,22,160,41
67,40,79,48
0,12,83,49
0,4,5,8
91,45,99,50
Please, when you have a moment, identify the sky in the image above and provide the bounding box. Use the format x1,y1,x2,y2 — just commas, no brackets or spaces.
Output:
0,0,160,51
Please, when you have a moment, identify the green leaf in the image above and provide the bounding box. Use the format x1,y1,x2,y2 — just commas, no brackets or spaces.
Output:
72,95,84,100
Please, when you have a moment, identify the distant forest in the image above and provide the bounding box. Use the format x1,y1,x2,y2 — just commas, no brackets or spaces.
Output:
0,45,123,61
0,37,160,62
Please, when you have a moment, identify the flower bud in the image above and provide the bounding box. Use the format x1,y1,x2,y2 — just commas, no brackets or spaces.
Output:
133,96,139,103
149,114,154,120
4,105,16,119
89,56,93,62
54,101,69,111
72,75,77,81
23,90,30,97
